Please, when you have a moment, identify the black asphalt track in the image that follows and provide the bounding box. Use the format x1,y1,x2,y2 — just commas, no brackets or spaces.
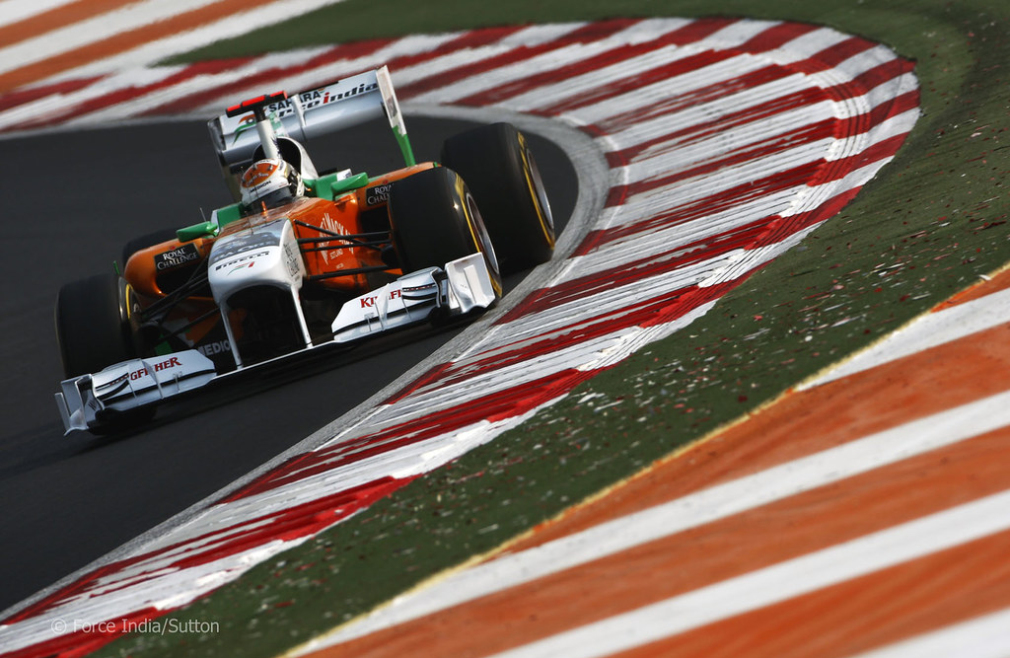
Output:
0,117,576,613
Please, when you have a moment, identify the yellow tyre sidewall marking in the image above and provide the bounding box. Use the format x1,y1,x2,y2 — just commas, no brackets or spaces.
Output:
455,173,503,297
517,131,555,248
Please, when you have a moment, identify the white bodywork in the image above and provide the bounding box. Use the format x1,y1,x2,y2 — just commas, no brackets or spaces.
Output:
208,218,310,367
56,254,497,434
331,254,497,343
55,352,217,433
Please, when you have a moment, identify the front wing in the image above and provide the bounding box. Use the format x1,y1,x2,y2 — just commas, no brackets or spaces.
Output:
55,254,496,434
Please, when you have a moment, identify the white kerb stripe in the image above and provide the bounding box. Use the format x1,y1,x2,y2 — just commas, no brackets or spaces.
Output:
846,607,1010,658
486,490,1010,658
292,388,1010,654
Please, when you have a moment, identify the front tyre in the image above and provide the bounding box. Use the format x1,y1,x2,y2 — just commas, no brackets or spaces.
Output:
441,122,555,274
55,272,140,379
388,167,502,298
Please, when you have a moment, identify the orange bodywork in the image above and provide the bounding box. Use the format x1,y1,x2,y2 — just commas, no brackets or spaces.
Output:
122,163,436,354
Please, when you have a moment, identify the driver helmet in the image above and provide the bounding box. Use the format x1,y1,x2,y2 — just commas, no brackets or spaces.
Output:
240,158,304,212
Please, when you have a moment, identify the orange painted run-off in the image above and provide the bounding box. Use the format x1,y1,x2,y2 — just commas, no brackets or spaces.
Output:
934,267,1010,311
611,528,1010,658
0,0,279,94
296,276,1010,658
300,427,1010,658
0,0,137,51
502,320,1010,554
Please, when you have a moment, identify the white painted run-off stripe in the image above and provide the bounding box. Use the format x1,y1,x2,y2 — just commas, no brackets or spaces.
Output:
0,0,81,26
43,0,351,84
845,607,1010,658
801,285,1010,390
0,0,226,77
292,387,1010,652
483,491,1010,658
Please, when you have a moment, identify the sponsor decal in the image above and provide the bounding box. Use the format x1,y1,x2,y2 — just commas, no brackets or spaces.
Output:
130,357,182,381
319,212,346,234
266,83,379,116
154,243,200,271
197,340,231,357
231,114,257,145
360,289,403,308
297,83,379,110
283,239,302,278
241,160,282,187
232,111,284,145
214,250,270,273
229,83,381,130
365,183,391,206
318,212,349,265
210,233,278,265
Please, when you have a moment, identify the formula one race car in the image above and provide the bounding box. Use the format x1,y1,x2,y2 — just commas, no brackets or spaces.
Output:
54,66,555,434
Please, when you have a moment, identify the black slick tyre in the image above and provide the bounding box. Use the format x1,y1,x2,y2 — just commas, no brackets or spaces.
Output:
440,122,555,274
56,273,155,433
387,166,502,297
55,272,139,379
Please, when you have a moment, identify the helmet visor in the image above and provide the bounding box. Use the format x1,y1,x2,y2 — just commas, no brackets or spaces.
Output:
256,186,294,210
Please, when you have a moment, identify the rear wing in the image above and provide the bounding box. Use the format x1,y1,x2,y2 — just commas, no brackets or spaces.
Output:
207,66,414,173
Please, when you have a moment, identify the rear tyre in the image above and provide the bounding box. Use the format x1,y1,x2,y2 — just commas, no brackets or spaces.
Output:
387,167,502,297
55,272,139,379
441,122,555,274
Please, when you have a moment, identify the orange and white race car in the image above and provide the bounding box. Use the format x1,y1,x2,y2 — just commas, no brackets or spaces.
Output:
54,66,555,434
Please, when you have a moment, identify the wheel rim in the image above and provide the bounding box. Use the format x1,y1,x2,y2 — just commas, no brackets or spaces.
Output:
464,190,501,285
523,147,555,243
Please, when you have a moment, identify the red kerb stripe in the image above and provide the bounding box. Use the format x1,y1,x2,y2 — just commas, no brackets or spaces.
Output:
456,18,738,107
143,38,395,116
395,19,642,100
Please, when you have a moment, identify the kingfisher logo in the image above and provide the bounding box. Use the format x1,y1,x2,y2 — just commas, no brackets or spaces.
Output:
129,357,183,381
360,289,403,308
